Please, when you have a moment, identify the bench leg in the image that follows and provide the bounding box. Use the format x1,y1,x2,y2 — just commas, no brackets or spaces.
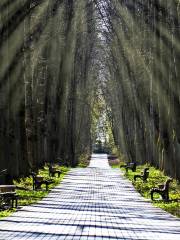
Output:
162,192,169,201
15,197,18,208
151,189,167,201
35,183,42,190
150,190,154,201
11,197,18,208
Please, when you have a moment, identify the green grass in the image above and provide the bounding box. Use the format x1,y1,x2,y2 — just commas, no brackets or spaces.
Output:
0,165,69,218
0,209,16,218
113,162,180,217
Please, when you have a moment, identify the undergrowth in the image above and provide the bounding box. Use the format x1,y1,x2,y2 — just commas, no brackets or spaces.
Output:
78,154,90,168
0,165,69,218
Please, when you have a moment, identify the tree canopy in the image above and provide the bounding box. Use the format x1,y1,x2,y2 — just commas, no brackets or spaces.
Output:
0,0,180,180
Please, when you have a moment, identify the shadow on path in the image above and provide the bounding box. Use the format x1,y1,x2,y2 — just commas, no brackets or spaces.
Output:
0,154,180,239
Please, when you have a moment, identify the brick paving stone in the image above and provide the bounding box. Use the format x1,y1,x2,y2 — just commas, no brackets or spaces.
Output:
0,154,180,239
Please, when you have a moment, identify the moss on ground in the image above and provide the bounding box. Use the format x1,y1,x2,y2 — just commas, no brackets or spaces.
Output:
111,162,180,218
0,165,69,218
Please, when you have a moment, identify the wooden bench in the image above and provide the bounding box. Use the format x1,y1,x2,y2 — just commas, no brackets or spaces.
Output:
48,165,61,178
150,178,173,201
0,185,18,209
134,168,149,182
31,172,54,191
120,162,136,173
108,155,118,160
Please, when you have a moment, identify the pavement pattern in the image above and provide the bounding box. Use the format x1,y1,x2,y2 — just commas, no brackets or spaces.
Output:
0,154,180,240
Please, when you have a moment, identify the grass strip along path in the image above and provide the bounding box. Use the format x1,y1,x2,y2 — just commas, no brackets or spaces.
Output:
0,154,180,240
0,166,69,218
110,159,180,217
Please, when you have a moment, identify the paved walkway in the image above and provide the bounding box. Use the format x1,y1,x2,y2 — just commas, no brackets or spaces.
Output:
0,154,180,240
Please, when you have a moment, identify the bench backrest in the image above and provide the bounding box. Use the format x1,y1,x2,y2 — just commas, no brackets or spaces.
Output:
31,172,43,183
35,176,44,181
143,168,149,175
163,178,172,191
48,165,53,172
49,165,58,172
144,168,149,181
0,185,16,193
130,162,136,170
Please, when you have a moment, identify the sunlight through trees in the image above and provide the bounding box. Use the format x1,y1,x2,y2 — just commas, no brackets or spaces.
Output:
0,0,180,180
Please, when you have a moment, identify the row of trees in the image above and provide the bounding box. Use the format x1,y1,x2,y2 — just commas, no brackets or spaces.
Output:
0,0,180,181
97,0,180,180
0,0,97,180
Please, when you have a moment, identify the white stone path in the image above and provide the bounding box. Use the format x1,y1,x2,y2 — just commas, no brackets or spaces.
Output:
0,154,180,240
